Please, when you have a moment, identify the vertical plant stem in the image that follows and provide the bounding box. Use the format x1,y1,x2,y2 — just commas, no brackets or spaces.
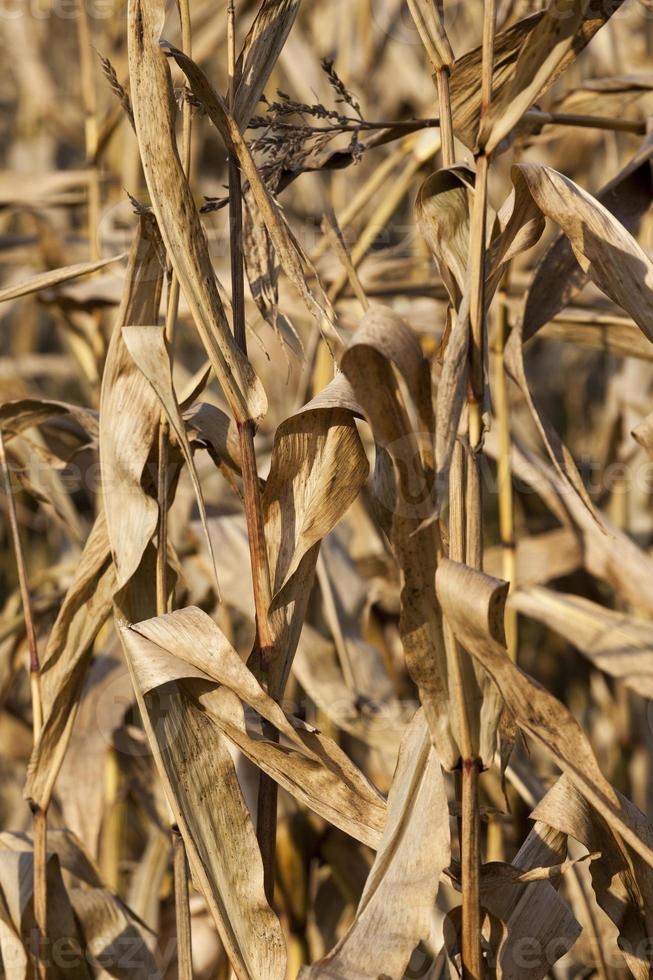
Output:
76,0,100,260
461,757,482,979
225,0,277,904
432,25,484,972
150,1,196,970
0,431,46,976
32,805,48,978
173,827,193,980
481,0,497,116
468,151,488,458
494,284,517,659
156,0,193,614
435,67,455,169
460,3,496,974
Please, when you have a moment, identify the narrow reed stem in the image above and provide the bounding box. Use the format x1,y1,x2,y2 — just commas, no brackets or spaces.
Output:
173,827,193,980
153,4,197,972
32,804,48,980
461,760,482,980
76,0,100,260
460,5,497,973
494,286,517,659
156,0,194,616
225,0,277,903
435,67,455,168
481,0,497,115
0,431,46,975
101,748,124,892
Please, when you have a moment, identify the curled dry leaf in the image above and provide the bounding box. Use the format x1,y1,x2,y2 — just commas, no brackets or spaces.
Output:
533,775,653,979
263,372,369,693
300,709,449,980
127,0,267,425
415,164,474,308
523,130,653,338
436,558,653,870
119,613,288,980
341,305,458,766
99,214,164,589
123,606,386,848
0,399,98,442
512,162,653,343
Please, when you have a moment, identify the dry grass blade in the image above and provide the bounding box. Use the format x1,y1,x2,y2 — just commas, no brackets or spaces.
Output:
0,254,125,305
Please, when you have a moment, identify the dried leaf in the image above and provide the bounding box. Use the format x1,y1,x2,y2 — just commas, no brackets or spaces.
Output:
25,513,115,811
99,214,164,588
300,709,449,979
166,44,336,337
234,0,302,129
523,131,653,338
127,0,267,424
0,253,125,305
511,586,653,698
436,558,653,870
533,775,653,979
124,606,386,847
341,306,459,766
481,0,625,153
120,611,287,980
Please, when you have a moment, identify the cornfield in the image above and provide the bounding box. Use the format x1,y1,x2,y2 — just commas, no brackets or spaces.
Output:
3,0,653,976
